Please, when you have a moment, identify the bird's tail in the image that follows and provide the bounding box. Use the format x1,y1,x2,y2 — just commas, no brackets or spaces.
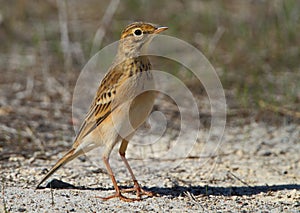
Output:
36,148,83,189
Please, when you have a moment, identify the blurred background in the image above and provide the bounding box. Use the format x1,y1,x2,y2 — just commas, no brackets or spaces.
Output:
0,0,299,159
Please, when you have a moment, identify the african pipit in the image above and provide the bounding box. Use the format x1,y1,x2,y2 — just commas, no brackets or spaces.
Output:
36,22,168,202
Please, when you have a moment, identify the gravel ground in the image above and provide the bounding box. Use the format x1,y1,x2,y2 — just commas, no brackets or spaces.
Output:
1,122,299,212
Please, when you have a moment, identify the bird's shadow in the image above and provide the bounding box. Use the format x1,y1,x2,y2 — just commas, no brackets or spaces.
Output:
37,179,300,197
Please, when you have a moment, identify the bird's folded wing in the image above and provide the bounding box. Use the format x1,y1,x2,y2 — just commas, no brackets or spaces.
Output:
72,68,125,148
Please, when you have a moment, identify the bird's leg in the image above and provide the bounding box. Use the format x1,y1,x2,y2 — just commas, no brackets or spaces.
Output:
119,139,154,199
96,156,137,202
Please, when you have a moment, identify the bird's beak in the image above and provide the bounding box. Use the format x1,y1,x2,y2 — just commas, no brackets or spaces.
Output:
154,26,168,34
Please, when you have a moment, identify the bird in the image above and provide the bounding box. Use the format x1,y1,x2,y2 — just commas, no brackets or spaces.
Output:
36,22,168,202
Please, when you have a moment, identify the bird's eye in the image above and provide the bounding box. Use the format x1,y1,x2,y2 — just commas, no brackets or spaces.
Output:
133,29,142,36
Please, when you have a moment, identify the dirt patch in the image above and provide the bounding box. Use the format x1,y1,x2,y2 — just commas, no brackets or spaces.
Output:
1,117,299,212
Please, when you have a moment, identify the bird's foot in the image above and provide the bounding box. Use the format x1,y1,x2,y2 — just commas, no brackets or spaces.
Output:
96,192,139,202
121,185,155,199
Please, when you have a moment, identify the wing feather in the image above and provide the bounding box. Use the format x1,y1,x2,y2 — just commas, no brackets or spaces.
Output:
72,66,125,147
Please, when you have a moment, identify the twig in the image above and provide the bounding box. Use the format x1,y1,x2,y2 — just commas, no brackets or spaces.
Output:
1,177,8,213
259,100,300,119
37,24,53,99
68,3,85,65
227,170,251,187
51,187,55,206
184,191,204,211
57,0,72,75
208,26,225,56
90,0,120,56
36,22,70,102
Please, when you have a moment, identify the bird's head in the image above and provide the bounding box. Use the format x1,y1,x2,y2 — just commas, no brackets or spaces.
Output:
118,22,168,57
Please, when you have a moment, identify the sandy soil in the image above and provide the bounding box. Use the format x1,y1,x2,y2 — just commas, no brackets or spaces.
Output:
1,121,299,212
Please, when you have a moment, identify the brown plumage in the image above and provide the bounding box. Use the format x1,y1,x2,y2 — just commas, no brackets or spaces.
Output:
36,22,168,202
